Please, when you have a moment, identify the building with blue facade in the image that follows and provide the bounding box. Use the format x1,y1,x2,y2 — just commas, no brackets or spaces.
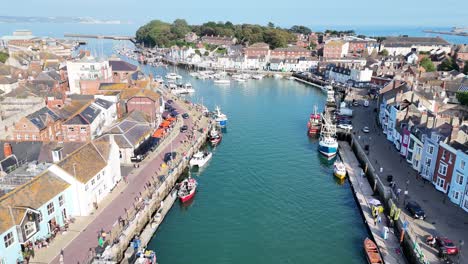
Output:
448,143,468,212
0,171,73,264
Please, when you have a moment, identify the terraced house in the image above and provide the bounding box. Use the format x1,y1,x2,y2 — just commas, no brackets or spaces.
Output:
12,107,62,142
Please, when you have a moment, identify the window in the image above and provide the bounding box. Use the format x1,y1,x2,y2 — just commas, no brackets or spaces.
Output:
59,195,64,206
461,160,466,170
91,179,95,185
456,173,464,185
103,184,107,190
68,127,75,132
453,191,460,200
25,134,29,140
464,199,468,210
98,188,102,195
436,177,445,189
428,145,434,154
24,221,37,238
3,232,14,248
32,135,37,140
47,202,54,215
97,173,101,180
80,127,87,133
448,154,453,164
16,134,21,140
438,163,448,176
425,158,432,167
442,150,447,159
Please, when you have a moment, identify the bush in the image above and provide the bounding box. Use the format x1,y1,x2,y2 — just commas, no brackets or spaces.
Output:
420,57,435,72
456,92,468,106
0,52,8,63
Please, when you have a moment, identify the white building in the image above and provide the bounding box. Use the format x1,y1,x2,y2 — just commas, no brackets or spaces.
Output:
48,137,121,216
326,65,373,84
0,77,19,94
380,36,451,56
66,56,112,94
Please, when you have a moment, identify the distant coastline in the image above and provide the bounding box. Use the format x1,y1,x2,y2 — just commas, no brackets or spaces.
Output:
0,15,130,25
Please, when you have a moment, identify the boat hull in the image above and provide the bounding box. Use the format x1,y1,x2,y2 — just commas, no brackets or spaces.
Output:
334,171,346,180
216,119,227,127
308,126,321,136
318,144,338,157
179,190,196,203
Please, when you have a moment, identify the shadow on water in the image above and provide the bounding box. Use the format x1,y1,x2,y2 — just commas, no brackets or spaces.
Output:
178,197,196,210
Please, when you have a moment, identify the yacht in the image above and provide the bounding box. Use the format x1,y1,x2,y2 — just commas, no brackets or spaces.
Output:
189,151,213,167
165,72,179,80
154,75,164,84
213,78,230,84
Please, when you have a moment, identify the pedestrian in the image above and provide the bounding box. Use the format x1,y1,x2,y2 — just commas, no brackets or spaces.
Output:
377,215,382,224
59,249,64,264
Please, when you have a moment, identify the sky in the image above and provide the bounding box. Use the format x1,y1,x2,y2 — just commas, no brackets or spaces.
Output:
2,0,467,28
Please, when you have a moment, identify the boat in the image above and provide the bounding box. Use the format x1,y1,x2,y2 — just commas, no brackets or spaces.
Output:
287,76,296,80
321,84,333,93
333,161,347,180
134,249,157,264
178,177,197,203
183,82,195,93
364,238,383,264
213,106,228,127
208,127,222,146
318,114,338,158
273,73,282,79
189,151,213,167
213,78,230,84
165,72,178,80
154,75,164,84
233,77,247,82
307,105,321,136
252,74,264,80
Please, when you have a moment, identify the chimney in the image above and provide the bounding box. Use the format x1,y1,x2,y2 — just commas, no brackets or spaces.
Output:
52,147,63,163
3,143,12,157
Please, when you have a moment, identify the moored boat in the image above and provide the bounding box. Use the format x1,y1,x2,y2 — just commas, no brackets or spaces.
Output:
252,74,264,80
178,177,197,203
214,78,230,84
318,114,338,158
134,249,157,264
189,151,213,167
364,238,383,264
333,161,346,180
209,127,222,146
213,106,228,127
307,105,321,136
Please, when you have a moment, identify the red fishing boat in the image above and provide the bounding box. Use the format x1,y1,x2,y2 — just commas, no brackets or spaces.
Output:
364,238,383,264
307,105,321,136
209,128,222,146
178,177,197,203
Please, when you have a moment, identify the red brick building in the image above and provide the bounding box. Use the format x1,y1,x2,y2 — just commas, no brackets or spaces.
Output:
12,107,62,142
348,41,367,53
120,88,161,123
433,142,457,193
109,59,138,83
270,46,310,59
454,44,468,61
201,35,237,46
244,43,270,57
323,40,348,59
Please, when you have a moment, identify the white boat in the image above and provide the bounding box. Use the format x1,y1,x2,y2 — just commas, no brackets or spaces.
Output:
183,83,195,93
169,83,194,95
154,75,164,84
287,76,296,80
333,161,347,180
322,84,333,93
213,106,228,127
165,72,179,80
318,115,338,158
252,74,264,80
273,74,282,79
214,78,230,84
189,151,213,167
233,78,247,82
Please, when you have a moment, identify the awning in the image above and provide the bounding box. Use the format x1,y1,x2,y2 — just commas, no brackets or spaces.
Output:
152,128,165,138
166,117,176,122
160,120,171,128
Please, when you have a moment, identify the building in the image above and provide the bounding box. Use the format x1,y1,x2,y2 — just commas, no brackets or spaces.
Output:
184,32,198,43
0,171,73,264
326,65,373,85
407,126,425,172
432,142,457,193
109,59,138,83
420,130,447,181
323,40,349,59
380,36,451,56
12,107,62,142
120,88,162,125
61,98,116,142
48,137,121,216
201,35,237,46
448,143,468,211
454,44,468,61
66,55,112,94
270,46,310,59
0,77,19,94
243,42,270,57
348,40,379,55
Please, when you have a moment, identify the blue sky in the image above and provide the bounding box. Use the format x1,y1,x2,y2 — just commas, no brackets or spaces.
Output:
3,0,467,27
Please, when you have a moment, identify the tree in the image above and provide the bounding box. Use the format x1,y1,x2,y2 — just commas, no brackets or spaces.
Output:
379,49,389,56
290,25,312,35
456,92,468,106
268,22,275,28
171,19,191,39
438,57,459,71
0,51,8,63
420,57,435,72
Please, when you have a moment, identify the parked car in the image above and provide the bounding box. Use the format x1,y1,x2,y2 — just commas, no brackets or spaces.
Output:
180,125,188,133
166,99,174,104
364,100,369,107
338,124,353,130
130,154,145,163
163,152,177,163
338,119,352,125
405,201,426,220
435,237,459,255
362,126,370,133
182,113,189,119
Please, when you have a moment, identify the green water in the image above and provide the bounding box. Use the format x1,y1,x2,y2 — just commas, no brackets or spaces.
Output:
143,68,368,264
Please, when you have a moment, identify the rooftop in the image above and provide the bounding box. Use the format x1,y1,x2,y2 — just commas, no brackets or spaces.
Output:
109,59,138,72
382,36,450,47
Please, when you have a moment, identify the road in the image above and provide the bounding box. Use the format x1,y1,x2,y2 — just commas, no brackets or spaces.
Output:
348,88,467,264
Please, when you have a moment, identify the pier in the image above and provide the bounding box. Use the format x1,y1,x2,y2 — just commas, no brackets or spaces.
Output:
339,142,406,264
64,33,137,43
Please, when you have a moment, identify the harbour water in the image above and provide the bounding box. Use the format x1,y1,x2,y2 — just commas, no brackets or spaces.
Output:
135,65,369,263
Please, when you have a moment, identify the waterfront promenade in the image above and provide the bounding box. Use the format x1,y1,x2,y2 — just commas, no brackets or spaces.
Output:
348,88,468,264
339,142,406,263
29,92,208,263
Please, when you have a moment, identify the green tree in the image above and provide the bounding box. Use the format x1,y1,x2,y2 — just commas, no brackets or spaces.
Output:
438,57,460,71
171,19,191,39
379,49,389,56
456,92,468,106
0,51,8,63
268,22,275,28
420,57,435,72
290,25,312,35
204,51,209,56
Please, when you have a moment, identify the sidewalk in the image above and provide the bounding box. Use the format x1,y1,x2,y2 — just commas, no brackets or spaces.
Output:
349,88,468,264
30,93,208,263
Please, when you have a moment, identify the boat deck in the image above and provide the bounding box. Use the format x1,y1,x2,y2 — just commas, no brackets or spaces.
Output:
339,142,407,264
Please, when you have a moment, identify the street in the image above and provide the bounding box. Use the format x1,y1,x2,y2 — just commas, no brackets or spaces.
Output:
348,88,468,264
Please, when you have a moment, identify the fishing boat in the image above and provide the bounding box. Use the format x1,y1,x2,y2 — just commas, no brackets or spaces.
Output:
134,249,157,264
287,76,296,80
213,106,228,127
178,177,197,203
333,161,347,180
209,127,222,146
307,105,321,136
189,151,213,167
318,114,338,158
364,238,383,264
